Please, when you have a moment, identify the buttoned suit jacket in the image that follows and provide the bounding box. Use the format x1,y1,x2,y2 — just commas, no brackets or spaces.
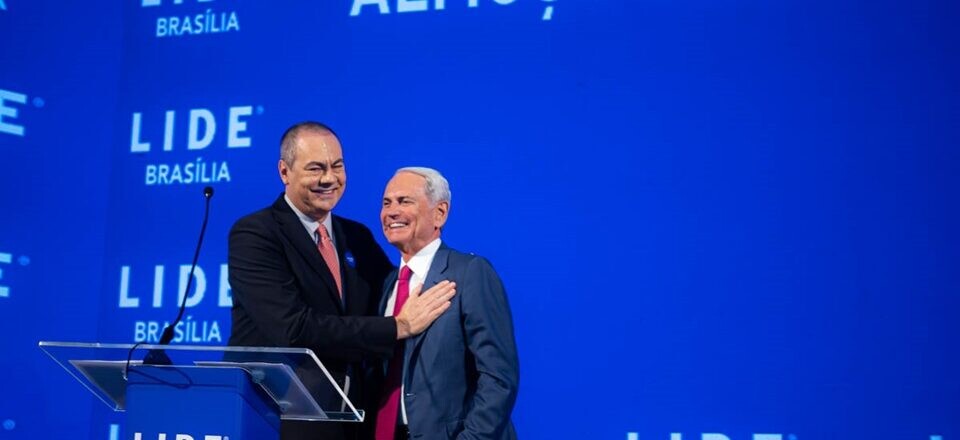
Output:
380,244,519,440
228,194,395,440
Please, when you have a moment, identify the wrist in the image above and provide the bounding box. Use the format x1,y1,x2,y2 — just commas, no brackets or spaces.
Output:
395,316,411,340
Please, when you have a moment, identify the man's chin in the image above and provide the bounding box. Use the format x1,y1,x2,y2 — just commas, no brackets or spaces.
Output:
310,199,339,211
384,234,408,248
305,204,334,219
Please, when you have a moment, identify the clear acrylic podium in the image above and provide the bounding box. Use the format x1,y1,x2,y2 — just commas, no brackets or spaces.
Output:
39,341,363,440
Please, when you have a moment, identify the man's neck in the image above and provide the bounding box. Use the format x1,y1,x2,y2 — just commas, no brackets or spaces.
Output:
284,193,330,223
399,237,442,263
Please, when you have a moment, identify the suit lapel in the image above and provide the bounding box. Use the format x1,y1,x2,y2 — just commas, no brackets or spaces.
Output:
403,245,451,375
379,269,399,316
377,268,399,376
271,195,343,312
333,216,362,314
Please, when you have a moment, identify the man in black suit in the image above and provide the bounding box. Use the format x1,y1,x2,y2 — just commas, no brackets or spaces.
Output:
228,122,456,440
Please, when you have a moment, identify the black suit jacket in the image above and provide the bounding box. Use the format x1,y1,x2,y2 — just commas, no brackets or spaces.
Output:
228,194,395,439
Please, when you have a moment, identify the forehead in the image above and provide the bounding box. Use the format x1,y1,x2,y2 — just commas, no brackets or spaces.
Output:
384,172,428,196
295,130,342,161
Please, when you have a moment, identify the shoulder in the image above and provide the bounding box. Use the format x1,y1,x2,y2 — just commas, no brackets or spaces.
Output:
232,194,290,232
231,205,275,232
443,246,497,274
441,247,508,306
333,215,390,262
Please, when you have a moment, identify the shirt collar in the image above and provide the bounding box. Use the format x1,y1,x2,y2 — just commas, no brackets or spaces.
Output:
284,194,335,245
400,238,442,280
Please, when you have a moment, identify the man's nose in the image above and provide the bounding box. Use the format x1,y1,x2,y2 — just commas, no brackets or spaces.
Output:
318,170,335,184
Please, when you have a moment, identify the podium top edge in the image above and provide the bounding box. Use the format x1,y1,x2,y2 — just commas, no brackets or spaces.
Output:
37,341,316,356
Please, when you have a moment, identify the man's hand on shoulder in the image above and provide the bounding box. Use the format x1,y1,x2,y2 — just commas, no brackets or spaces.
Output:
395,281,456,339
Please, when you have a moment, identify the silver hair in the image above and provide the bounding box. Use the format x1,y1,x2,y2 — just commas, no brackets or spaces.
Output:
396,166,451,205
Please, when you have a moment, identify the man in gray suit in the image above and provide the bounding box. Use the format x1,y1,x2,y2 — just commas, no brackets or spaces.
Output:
374,167,520,440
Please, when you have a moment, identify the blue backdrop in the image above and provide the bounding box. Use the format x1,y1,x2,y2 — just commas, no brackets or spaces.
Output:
1,1,958,439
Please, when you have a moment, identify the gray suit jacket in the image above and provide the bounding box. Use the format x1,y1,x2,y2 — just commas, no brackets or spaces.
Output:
380,244,520,440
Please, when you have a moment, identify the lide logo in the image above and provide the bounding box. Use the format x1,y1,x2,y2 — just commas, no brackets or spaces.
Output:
350,0,558,21
140,0,240,38
129,104,260,186
118,263,232,309
118,263,230,344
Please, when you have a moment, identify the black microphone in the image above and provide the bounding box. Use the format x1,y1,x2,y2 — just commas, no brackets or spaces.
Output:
142,186,215,365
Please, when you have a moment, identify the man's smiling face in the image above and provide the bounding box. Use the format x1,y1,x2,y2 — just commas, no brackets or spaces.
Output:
381,171,448,260
279,129,346,221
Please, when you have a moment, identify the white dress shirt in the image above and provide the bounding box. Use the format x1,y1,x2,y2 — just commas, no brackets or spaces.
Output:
383,237,442,424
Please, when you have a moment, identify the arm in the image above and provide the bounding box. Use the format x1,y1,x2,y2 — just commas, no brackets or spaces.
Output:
228,217,397,360
340,219,395,317
336,219,455,338
459,257,520,440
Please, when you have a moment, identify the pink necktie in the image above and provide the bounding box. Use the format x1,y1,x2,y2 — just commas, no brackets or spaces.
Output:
317,226,342,298
375,266,413,440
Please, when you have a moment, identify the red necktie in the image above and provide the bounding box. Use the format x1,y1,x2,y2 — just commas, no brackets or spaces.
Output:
375,265,413,440
317,225,342,298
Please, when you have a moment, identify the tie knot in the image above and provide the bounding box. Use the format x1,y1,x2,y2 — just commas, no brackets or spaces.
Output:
399,265,413,282
317,225,331,242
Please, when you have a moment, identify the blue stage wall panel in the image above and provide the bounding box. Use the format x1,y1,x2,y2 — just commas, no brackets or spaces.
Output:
1,1,958,439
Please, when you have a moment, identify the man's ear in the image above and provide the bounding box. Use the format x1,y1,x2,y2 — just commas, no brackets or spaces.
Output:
434,201,450,229
278,159,289,185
